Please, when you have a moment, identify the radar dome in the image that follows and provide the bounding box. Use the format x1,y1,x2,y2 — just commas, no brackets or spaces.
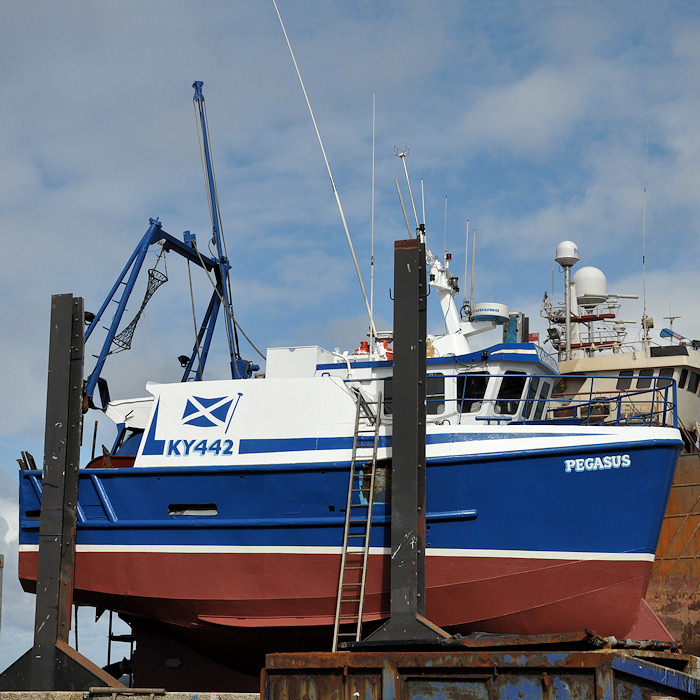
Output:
555,241,580,267
472,302,509,324
573,266,608,306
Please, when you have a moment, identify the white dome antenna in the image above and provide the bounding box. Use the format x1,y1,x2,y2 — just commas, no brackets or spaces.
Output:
555,240,580,268
554,241,580,361
574,266,608,307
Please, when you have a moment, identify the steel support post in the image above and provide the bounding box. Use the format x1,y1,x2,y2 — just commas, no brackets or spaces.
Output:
367,235,448,643
31,294,85,689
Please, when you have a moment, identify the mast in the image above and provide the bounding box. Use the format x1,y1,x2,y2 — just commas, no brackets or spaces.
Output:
192,81,244,379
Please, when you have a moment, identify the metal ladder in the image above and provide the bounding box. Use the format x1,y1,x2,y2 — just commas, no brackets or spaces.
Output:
332,390,382,652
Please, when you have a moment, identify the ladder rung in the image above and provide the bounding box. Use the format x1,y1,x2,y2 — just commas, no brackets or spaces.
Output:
334,396,381,651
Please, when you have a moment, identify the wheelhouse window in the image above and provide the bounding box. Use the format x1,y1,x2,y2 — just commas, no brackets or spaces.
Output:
426,373,445,415
495,371,527,415
457,372,490,413
616,370,634,391
679,368,688,390
636,369,654,389
383,377,393,415
526,376,540,420
689,372,700,394
533,380,551,420
657,368,674,389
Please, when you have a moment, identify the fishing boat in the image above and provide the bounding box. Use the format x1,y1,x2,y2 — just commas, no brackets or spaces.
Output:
542,240,700,449
542,241,700,654
16,88,683,690
18,237,683,686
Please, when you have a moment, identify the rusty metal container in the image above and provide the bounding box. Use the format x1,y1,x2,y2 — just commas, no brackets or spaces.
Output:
264,632,700,699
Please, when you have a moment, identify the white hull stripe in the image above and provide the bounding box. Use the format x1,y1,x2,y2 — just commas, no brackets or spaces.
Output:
19,544,654,562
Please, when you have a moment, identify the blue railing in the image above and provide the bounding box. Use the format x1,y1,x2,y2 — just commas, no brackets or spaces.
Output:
546,374,678,428
350,372,678,429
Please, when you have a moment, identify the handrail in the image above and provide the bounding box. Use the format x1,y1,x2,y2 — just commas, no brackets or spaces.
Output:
344,372,679,429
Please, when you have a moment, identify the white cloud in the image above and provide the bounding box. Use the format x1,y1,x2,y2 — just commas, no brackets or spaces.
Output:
462,65,593,157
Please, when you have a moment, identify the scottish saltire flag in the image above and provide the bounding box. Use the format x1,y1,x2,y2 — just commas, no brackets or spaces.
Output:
182,396,235,428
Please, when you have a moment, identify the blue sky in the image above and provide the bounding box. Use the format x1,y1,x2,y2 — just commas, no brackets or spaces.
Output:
2,0,700,672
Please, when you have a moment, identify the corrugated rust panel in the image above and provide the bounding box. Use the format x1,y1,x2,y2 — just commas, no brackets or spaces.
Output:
265,670,381,700
648,454,700,655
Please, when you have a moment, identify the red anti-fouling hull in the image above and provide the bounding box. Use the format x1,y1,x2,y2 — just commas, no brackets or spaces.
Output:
19,549,662,641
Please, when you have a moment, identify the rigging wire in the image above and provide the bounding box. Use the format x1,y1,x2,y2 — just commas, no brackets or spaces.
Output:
207,233,244,360
187,259,204,378
202,96,245,361
193,92,248,368
191,239,267,361
273,0,378,339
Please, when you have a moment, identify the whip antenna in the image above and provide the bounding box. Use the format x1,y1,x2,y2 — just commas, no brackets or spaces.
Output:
641,123,650,350
443,195,447,256
395,179,413,238
370,93,376,352
273,0,377,338
463,219,469,308
395,145,419,229
470,227,477,309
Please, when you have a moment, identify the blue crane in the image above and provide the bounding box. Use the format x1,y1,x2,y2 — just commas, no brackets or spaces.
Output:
84,82,258,409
